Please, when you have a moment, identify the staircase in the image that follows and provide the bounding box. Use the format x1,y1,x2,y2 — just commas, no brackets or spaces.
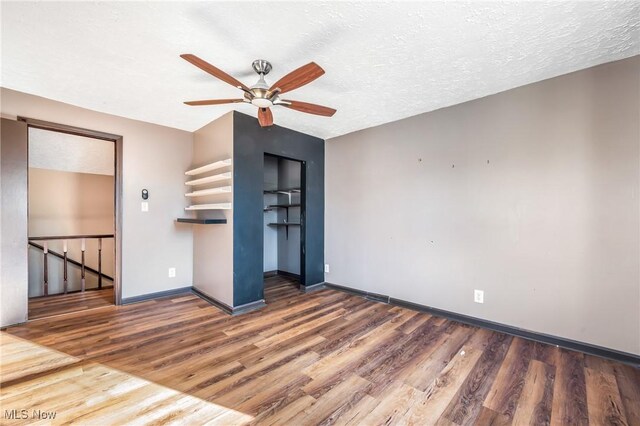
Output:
28,234,114,297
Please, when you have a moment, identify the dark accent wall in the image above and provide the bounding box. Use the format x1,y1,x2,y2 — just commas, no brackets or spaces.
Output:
233,111,324,306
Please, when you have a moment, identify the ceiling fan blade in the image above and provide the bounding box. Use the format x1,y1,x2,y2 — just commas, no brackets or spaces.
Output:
184,99,244,106
269,62,325,94
282,100,336,117
181,54,250,91
258,108,274,127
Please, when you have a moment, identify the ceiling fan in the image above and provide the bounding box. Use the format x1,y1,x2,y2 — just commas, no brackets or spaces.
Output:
181,54,337,127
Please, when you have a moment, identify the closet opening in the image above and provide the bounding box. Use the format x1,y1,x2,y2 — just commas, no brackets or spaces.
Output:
263,153,304,302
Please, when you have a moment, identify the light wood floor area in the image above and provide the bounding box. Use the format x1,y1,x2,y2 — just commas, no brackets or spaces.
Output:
3,276,639,425
0,333,252,424
28,287,114,320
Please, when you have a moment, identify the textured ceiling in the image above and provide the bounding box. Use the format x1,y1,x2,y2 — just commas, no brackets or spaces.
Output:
2,2,639,139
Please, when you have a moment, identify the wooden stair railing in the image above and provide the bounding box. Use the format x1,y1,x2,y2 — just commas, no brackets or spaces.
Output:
28,234,114,296
28,243,114,281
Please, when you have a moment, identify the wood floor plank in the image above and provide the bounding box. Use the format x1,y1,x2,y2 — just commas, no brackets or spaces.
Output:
0,333,80,384
584,354,616,375
533,341,560,367
512,359,556,425
441,332,513,424
298,374,372,425
314,304,398,357
484,337,535,421
3,276,638,425
359,382,420,425
211,352,317,408
396,311,432,334
613,363,640,425
250,394,316,426
362,317,447,396
303,321,404,381
550,349,589,425
255,308,346,349
584,367,628,426
401,345,482,425
333,394,381,426
403,325,473,392
473,406,505,425
193,336,322,398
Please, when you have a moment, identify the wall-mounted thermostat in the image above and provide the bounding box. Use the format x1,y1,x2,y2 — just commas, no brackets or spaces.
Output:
142,189,149,200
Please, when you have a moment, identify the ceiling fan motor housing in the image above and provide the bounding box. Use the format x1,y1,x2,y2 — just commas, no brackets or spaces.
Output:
252,59,272,76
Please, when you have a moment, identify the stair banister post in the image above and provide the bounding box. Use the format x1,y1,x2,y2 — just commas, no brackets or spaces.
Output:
98,238,102,289
81,238,86,292
63,240,68,294
43,242,49,296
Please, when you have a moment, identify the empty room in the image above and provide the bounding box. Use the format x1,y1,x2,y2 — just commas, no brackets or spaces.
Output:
0,1,639,425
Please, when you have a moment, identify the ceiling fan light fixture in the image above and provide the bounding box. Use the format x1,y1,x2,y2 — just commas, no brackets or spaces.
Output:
251,98,273,108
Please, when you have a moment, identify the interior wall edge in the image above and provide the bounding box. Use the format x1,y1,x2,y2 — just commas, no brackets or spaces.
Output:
0,118,29,327
191,111,234,307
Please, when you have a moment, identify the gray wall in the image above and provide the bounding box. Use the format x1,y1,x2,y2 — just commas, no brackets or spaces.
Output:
1,88,194,303
325,56,640,355
191,112,234,306
1,118,28,326
277,158,301,275
263,155,278,272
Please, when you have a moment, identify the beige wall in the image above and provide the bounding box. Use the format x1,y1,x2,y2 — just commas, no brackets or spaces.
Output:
191,112,234,306
28,168,114,296
1,87,194,302
325,56,640,355
1,118,28,326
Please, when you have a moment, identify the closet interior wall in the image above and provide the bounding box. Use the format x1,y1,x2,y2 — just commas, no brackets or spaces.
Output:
263,155,301,278
277,159,301,277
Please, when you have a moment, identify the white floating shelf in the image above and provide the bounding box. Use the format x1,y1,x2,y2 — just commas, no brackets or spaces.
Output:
185,159,232,176
185,171,232,186
185,203,232,211
185,186,232,197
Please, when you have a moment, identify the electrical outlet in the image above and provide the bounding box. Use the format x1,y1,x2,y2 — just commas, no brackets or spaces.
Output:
474,289,484,304
141,202,149,212
168,267,176,278
324,264,330,273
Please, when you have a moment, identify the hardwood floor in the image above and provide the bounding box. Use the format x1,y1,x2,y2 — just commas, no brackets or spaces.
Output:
264,273,300,292
28,287,114,320
2,276,639,425
0,333,251,424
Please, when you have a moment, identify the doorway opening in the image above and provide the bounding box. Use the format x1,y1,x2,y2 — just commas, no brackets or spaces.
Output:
263,154,304,302
21,118,122,319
